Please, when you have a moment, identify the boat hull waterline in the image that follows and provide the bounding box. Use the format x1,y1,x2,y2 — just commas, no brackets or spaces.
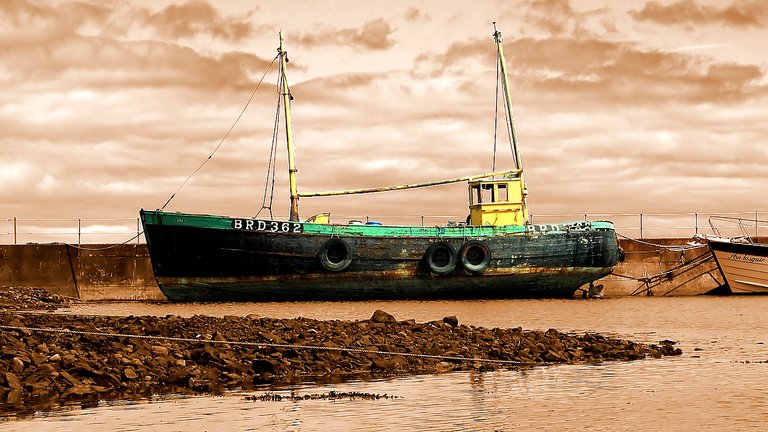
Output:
708,239,768,294
141,210,621,301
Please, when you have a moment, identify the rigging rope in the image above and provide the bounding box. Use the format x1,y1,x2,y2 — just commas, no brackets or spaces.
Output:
160,54,280,211
256,71,285,218
492,47,517,173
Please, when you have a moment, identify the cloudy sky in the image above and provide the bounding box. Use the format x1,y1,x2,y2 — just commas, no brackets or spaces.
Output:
2,0,767,238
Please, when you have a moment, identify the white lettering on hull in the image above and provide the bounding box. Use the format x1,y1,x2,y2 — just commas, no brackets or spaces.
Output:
231,219,302,233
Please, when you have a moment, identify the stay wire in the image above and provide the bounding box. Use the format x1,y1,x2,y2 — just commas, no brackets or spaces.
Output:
256,79,283,219
160,54,280,211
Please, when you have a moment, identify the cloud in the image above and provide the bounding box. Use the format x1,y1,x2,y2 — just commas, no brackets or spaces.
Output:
0,0,259,48
426,35,765,107
141,0,257,41
522,0,586,37
404,7,428,22
296,19,396,50
631,0,768,27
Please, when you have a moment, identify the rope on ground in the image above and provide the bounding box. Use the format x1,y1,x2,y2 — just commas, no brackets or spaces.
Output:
617,233,708,252
0,324,536,367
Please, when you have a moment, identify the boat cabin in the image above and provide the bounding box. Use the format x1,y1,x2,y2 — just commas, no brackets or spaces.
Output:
467,177,528,226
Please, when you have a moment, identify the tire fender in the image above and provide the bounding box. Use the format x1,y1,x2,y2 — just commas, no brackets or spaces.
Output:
459,240,491,273
424,242,458,275
318,238,353,272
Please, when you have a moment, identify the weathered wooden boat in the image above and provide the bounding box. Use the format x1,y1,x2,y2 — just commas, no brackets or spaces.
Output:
707,216,768,294
140,27,622,302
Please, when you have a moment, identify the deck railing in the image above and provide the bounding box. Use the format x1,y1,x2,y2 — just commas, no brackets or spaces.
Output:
0,211,764,245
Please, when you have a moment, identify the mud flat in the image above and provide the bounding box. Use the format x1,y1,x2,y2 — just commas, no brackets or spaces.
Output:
0,286,681,417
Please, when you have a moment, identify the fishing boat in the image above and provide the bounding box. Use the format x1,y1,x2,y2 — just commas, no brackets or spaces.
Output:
707,216,768,294
140,27,622,302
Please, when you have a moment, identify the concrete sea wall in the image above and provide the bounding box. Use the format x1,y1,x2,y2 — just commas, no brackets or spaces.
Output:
0,239,724,301
0,244,163,301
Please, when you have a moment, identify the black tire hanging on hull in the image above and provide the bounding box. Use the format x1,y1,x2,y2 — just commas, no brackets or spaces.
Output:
318,238,353,272
459,240,491,273
424,242,458,275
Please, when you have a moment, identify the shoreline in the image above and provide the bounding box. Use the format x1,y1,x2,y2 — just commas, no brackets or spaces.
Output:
0,286,682,418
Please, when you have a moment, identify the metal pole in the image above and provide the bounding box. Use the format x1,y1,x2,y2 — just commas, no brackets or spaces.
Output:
279,32,300,221
78,218,81,245
695,212,698,235
137,218,141,244
13,217,17,245
639,213,643,239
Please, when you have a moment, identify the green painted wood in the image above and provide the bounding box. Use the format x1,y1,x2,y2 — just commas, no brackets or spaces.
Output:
141,210,615,238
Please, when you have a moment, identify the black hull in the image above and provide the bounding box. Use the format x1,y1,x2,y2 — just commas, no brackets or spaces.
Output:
141,212,620,302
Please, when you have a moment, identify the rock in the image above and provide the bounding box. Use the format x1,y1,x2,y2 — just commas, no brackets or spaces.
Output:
442,316,459,327
371,310,396,323
6,390,22,407
69,361,95,376
5,372,22,392
123,367,138,380
62,385,96,398
59,370,82,387
371,359,398,370
11,357,24,374
151,345,170,357
252,358,282,373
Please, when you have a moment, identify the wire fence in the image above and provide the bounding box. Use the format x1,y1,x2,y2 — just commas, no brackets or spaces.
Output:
0,211,764,245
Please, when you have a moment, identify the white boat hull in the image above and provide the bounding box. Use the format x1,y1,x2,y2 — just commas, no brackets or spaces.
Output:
708,239,768,294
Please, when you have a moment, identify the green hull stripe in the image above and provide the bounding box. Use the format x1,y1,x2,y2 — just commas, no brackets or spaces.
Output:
141,210,615,238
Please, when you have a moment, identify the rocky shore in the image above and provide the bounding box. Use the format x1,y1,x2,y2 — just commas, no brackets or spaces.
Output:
0,286,682,417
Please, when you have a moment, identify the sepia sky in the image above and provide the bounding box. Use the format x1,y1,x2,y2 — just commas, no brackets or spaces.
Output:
2,0,767,233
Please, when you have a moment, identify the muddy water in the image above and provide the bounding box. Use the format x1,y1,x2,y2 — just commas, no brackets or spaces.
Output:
4,296,768,431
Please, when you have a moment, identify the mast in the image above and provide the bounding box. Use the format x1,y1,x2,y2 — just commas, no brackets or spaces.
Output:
279,31,300,221
493,23,522,171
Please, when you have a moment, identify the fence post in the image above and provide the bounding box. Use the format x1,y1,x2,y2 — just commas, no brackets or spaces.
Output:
137,218,141,244
639,213,643,239
78,218,81,245
695,212,698,235
13,217,17,245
